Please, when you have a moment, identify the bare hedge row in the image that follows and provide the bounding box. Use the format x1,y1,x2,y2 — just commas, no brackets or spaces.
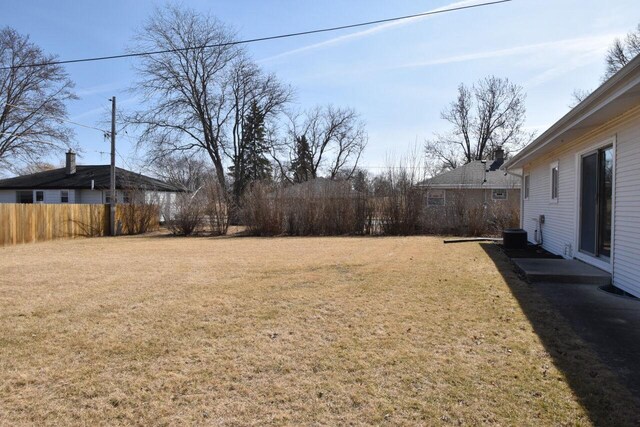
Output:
240,181,519,237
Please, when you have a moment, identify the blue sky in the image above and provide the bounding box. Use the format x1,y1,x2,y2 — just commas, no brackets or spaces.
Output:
4,0,640,174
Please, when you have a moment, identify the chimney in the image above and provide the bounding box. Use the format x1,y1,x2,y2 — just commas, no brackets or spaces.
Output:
65,150,76,175
494,146,504,161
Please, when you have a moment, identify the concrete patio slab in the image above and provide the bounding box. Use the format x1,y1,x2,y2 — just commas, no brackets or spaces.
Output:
533,281,640,396
513,258,611,285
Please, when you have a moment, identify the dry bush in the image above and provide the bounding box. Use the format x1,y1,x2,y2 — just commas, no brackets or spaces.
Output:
118,203,159,235
465,205,488,236
165,193,204,236
241,182,284,235
242,180,369,236
487,201,520,234
115,185,161,235
204,181,229,236
377,185,423,235
421,189,520,236
377,149,425,235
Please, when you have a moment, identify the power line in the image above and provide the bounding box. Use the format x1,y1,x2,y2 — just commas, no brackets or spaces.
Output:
1,0,511,70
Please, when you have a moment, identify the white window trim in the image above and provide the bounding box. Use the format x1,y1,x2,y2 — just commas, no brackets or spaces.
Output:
549,161,559,204
523,174,530,200
60,190,69,203
426,189,446,206
34,190,44,203
492,188,507,200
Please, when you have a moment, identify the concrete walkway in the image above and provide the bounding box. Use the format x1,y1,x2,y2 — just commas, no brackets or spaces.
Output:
533,281,640,396
513,258,611,285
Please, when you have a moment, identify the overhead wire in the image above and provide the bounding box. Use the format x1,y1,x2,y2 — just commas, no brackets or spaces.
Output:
2,1,513,172
0,0,512,70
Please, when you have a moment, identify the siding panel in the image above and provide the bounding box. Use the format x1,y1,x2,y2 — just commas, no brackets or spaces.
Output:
613,117,640,296
522,108,640,297
0,190,15,203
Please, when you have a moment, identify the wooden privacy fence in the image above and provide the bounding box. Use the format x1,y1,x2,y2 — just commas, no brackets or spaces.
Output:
0,203,160,247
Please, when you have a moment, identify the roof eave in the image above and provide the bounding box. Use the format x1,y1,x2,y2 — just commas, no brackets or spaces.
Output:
505,54,640,170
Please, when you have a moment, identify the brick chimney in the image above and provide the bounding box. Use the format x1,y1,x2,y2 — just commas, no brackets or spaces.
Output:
494,146,504,161
65,150,76,175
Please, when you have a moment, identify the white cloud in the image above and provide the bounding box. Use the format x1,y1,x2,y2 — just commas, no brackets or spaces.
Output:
259,0,488,63
391,34,617,71
283,33,620,86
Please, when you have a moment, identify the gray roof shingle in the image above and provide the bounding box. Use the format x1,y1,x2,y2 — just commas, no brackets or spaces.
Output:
0,165,182,192
418,159,520,189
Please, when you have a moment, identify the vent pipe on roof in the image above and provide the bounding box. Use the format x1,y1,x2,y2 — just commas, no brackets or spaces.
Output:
65,150,76,175
481,160,487,183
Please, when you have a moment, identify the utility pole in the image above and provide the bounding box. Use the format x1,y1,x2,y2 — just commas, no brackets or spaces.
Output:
110,96,116,236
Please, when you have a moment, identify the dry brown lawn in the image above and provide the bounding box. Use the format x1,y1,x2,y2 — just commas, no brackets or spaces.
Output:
1,235,638,426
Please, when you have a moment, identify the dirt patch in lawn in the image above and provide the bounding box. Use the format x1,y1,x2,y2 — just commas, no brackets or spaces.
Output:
0,236,638,425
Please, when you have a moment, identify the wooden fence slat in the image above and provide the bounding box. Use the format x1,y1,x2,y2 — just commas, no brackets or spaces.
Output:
0,203,160,247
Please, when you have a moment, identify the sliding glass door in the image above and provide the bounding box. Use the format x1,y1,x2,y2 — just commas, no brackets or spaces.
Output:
579,146,613,258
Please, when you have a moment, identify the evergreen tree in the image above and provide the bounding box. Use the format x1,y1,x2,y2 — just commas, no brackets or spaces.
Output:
231,101,272,199
289,135,314,183
352,169,369,194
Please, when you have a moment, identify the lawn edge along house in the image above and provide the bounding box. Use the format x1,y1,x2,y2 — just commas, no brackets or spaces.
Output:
504,54,640,298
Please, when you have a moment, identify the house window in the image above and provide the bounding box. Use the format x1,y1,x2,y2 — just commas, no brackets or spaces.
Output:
550,162,559,201
60,190,69,203
35,191,44,203
16,191,33,203
492,189,507,200
427,189,445,206
524,174,530,200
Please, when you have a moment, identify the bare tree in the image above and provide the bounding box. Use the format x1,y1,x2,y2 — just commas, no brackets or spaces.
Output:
570,24,640,107
605,24,640,79
153,154,212,193
275,105,367,182
16,161,57,175
425,76,529,170
0,27,76,171
128,6,290,194
570,88,591,107
128,7,239,190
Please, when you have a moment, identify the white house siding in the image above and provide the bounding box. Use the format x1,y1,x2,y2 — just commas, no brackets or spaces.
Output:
610,111,640,297
0,190,14,203
146,191,177,221
43,189,76,204
522,155,576,257
0,189,76,203
522,107,640,296
77,189,104,204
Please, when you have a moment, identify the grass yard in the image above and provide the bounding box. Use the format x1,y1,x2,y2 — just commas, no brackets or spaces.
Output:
1,235,638,425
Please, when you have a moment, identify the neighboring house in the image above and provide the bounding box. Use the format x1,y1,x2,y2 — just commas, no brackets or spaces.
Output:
0,151,182,219
418,148,520,209
504,54,640,298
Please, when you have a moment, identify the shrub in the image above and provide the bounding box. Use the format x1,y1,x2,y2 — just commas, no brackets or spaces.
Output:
165,193,204,236
204,181,230,236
